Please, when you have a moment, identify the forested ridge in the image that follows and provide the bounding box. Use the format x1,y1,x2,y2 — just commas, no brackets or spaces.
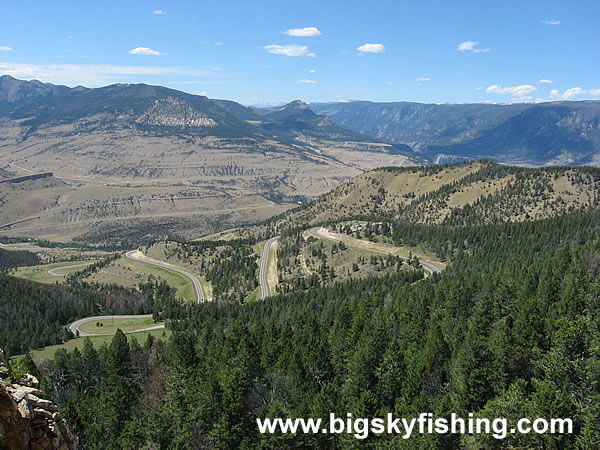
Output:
15,210,599,448
0,247,41,269
0,276,180,356
160,238,261,303
271,160,600,231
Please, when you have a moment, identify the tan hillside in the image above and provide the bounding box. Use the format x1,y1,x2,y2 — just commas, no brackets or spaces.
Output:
276,160,600,228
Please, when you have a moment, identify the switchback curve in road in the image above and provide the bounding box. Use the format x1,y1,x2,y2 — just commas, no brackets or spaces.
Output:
48,262,94,276
125,250,205,303
69,314,164,337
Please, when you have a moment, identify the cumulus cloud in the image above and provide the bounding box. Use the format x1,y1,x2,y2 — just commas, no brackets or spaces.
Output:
263,44,316,57
549,87,600,100
129,47,161,56
539,79,553,84
541,19,560,25
357,43,385,53
153,9,166,15
457,41,490,53
283,27,321,37
309,69,316,73
0,46,12,52
486,84,537,99
297,79,316,84
562,87,583,99
415,77,430,82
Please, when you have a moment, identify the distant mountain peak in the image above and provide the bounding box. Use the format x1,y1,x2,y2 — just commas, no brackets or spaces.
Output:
287,99,308,107
266,100,315,122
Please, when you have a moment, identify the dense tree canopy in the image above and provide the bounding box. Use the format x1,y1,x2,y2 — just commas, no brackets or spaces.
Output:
25,211,600,448
0,277,179,356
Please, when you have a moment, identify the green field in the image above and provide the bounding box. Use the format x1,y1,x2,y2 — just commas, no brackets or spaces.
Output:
245,286,260,303
13,260,99,284
26,328,171,362
78,317,163,335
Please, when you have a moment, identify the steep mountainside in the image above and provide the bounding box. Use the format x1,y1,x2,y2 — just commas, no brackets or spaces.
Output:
0,76,260,138
310,100,600,166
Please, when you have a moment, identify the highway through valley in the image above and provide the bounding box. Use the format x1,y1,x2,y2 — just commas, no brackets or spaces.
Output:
68,249,205,338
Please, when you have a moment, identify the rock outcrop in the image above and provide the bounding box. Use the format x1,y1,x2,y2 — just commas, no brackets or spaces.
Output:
0,350,77,449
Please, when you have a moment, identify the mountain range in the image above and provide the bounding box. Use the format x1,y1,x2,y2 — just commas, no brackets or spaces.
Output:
0,75,405,148
3,75,600,171
1,75,600,244
310,100,600,166
0,76,414,244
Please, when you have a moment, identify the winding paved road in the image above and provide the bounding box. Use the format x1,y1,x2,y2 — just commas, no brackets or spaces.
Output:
125,250,205,303
69,314,164,337
308,227,442,274
47,262,94,276
259,236,279,300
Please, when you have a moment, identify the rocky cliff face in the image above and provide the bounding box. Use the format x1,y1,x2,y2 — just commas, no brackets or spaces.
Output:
0,351,77,449
136,97,218,127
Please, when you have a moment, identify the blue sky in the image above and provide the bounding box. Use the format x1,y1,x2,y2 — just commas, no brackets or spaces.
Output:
1,0,598,105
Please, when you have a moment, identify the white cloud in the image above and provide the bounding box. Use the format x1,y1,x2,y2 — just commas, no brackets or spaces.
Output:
153,9,166,15
457,41,477,51
549,87,600,100
385,81,393,85
283,27,321,37
486,84,537,98
0,46,12,52
457,41,490,53
562,87,583,99
309,69,316,73
539,79,553,84
415,77,430,82
541,19,560,25
297,79,316,84
357,43,385,53
0,62,218,87
475,86,484,90
129,47,161,56
263,44,315,57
